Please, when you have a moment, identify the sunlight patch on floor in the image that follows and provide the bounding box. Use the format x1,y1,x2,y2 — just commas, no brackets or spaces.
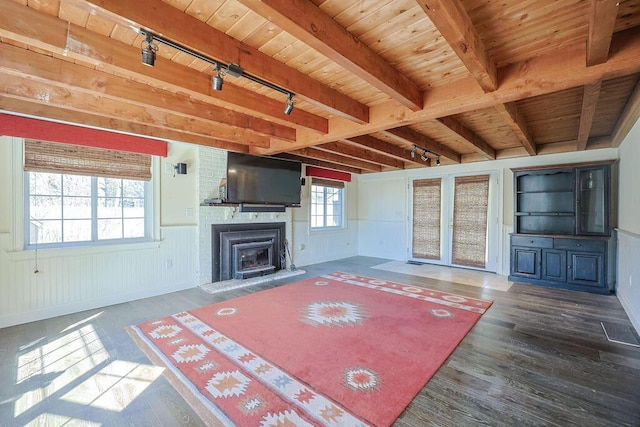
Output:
14,323,165,423
60,311,104,334
14,325,109,417
61,360,164,412
372,261,513,291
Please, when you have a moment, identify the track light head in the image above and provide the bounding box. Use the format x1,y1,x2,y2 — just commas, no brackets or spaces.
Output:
212,74,223,91
411,145,416,159
141,33,158,67
284,94,295,115
436,155,441,166
211,64,224,91
420,150,428,162
141,47,156,66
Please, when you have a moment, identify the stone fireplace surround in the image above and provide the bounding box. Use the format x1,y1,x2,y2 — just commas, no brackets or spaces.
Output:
211,222,286,282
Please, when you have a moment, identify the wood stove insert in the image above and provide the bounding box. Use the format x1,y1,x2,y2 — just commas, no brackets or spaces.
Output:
211,222,285,282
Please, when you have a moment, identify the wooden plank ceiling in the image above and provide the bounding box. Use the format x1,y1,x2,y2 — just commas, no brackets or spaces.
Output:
1,0,640,173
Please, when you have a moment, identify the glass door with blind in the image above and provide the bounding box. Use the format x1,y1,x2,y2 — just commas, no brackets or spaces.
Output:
410,172,498,272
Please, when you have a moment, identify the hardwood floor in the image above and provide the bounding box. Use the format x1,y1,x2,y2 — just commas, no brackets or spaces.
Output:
1,256,639,426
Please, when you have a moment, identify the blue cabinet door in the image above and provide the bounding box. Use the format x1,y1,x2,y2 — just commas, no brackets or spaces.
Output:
512,247,541,279
542,249,567,282
568,251,605,287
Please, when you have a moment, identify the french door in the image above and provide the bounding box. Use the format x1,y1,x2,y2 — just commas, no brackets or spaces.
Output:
410,172,498,271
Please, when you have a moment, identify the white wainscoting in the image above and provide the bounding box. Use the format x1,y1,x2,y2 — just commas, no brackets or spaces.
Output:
291,220,359,267
357,220,407,261
616,229,640,334
0,227,198,329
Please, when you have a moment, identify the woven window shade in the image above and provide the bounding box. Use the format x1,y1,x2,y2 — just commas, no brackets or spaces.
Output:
312,178,345,189
451,175,490,268
24,140,152,181
412,178,441,260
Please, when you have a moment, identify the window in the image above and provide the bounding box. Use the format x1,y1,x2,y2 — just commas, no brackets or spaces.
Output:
22,140,153,249
26,172,150,248
311,179,344,229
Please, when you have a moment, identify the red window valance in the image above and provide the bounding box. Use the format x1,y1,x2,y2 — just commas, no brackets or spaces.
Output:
305,165,351,182
0,113,167,157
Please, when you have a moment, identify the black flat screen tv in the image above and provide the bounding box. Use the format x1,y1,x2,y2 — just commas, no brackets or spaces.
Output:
225,152,302,206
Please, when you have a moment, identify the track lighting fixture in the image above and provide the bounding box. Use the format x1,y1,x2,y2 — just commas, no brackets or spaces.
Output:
411,143,441,166
212,73,223,91
284,94,295,115
141,33,158,67
139,29,296,115
212,64,225,91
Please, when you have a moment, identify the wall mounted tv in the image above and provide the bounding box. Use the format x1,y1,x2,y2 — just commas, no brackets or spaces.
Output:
225,152,302,207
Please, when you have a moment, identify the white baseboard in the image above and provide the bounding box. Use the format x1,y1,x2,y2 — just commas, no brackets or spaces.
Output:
618,291,640,335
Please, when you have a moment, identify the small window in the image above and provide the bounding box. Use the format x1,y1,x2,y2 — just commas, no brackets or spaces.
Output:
26,172,150,248
310,179,344,230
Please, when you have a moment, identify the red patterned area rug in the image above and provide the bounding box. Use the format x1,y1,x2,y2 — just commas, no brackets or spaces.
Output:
127,272,492,426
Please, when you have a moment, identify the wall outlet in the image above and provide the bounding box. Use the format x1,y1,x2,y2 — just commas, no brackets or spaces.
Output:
185,208,193,217
166,259,173,269
165,163,173,174
299,244,305,251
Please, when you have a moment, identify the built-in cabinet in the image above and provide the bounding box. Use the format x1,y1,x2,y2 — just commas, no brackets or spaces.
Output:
509,161,616,294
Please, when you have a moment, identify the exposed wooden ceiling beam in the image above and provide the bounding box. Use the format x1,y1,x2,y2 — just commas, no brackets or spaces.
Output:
0,43,296,143
0,96,250,153
0,0,328,133
274,153,362,175
415,0,497,92
587,0,619,66
238,0,423,111
611,77,640,147
577,81,603,150
258,30,640,154
0,72,272,148
494,103,537,155
316,142,405,169
346,135,425,166
435,117,496,159
79,0,369,123
290,148,383,172
382,127,461,163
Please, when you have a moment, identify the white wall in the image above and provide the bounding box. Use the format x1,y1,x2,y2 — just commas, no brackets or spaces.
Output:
161,143,198,226
0,139,10,234
291,174,359,267
616,119,640,333
357,175,407,261
357,148,619,275
0,137,199,329
1,129,630,329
